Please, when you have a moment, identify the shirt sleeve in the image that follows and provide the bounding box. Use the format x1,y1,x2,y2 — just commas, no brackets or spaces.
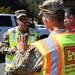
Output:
0,32,13,54
10,47,43,75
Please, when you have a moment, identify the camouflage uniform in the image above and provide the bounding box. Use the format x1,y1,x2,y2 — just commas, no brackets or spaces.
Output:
0,28,29,54
8,47,42,75
0,28,39,75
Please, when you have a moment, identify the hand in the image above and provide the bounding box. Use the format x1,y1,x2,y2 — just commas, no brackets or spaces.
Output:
12,46,17,53
17,34,28,51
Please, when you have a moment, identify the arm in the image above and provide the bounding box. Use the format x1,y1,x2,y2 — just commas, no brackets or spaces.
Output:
0,32,17,54
10,34,42,75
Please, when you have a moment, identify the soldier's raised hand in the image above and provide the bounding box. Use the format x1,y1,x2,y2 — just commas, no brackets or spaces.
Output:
17,33,28,51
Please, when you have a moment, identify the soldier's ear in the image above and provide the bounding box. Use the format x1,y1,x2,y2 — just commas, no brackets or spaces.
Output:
42,16,49,26
42,16,54,30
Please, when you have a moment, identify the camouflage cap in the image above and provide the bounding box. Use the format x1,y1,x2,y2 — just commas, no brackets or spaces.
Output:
15,9,27,18
39,0,64,15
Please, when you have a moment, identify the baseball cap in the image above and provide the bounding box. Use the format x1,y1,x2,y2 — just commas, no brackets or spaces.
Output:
64,7,75,12
39,0,64,15
15,9,27,18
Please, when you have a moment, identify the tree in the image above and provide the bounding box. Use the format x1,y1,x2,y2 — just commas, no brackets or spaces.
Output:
0,0,45,24
0,6,11,14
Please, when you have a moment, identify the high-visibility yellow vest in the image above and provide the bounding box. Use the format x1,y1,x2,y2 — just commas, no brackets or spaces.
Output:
6,26,38,68
29,32,75,75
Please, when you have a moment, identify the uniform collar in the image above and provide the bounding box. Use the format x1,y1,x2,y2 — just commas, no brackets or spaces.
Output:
50,29,71,35
18,27,29,34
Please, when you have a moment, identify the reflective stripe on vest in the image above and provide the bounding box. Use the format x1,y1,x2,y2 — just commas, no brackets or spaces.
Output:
30,37,58,75
6,26,38,68
28,28,38,45
30,33,75,75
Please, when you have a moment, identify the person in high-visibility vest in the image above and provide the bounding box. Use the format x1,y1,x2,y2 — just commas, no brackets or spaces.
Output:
0,9,39,75
5,0,75,75
64,8,75,33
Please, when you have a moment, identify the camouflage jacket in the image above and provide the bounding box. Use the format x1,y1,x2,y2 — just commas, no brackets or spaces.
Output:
9,47,42,75
0,27,39,54
0,27,41,75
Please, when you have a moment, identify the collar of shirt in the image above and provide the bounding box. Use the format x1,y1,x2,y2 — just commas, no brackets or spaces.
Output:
18,27,29,35
50,29,71,35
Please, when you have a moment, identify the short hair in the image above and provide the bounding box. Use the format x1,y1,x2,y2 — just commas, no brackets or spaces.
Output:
42,9,64,23
65,8,75,17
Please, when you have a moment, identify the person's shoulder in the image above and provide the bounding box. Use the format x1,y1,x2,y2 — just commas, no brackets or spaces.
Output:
28,27,36,33
9,26,17,30
3,32,8,38
8,26,18,33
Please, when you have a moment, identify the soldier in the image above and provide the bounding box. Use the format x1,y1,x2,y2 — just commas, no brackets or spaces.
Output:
0,9,39,75
6,0,75,75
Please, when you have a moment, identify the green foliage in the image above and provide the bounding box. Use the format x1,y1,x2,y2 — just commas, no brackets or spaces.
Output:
28,1,39,17
0,0,45,24
0,6,11,14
